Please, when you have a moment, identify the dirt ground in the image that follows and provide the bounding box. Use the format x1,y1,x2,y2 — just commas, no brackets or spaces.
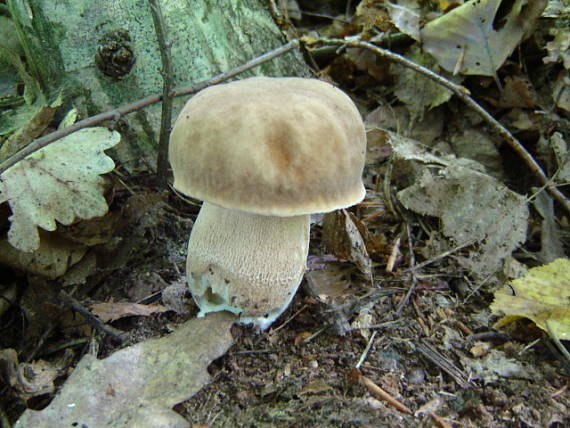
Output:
1,181,569,427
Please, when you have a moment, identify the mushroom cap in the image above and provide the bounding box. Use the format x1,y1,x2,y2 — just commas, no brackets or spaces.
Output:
169,76,366,216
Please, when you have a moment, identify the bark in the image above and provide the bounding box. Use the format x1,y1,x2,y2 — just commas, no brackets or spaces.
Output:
8,0,309,170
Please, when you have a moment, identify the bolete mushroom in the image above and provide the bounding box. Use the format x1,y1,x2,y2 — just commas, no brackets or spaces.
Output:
169,76,366,329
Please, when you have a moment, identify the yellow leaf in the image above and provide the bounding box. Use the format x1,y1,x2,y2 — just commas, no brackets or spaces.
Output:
491,258,570,341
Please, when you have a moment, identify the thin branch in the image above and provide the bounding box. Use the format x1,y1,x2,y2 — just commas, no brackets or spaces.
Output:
415,341,471,388
355,330,377,369
357,371,413,415
0,40,300,175
302,36,570,216
58,291,127,342
395,223,418,316
148,0,175,188
401,240,475,273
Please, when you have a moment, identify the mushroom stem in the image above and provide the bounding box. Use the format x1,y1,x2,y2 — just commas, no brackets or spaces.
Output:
186,202,309,329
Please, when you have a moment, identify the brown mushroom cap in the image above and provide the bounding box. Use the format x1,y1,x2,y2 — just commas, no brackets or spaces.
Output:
169,77,366,216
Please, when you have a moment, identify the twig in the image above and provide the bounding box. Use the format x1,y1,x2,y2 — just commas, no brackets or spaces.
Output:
352,369,413,415
466,331,509,342
272,303,308,332
299,328,326,344
302,36,570,216
355,330,377,369
401,240,475,274
0,40,300,175
463,271,494,302
148,0,175,188
40,338,90,356
429,413,453,428
58,291,127,342
231,349,275,355
347,320,401,332
386,236,401,272
22,323,54,362
396,223,418,316
415,341,471,388
545,320,570,371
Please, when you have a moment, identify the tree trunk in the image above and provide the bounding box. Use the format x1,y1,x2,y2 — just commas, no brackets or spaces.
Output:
7,0,309,171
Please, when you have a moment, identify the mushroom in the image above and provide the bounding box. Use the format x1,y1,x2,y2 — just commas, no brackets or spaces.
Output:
169,76,366,329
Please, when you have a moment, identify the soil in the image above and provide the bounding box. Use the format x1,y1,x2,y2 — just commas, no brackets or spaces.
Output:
1,181,569,427
1,1,570,427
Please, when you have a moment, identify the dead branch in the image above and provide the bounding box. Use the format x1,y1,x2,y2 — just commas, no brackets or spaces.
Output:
415,341,471,389
302,36,570,217
395,223,418,316
58,291,127,343
351,369,413,415
148,0,175,187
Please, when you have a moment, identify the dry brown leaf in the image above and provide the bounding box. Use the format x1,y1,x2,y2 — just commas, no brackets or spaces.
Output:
0,231,87,279
294,332,313,347
304,264,352,302
497,76,536,108
322,209,372,278
0,349,63,400
91,302,168,322
299,378,333,395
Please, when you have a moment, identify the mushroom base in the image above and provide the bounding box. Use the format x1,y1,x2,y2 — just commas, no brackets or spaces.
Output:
186,202,310,329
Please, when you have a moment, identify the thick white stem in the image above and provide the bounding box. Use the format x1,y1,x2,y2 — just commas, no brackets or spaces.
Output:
186,202,309,329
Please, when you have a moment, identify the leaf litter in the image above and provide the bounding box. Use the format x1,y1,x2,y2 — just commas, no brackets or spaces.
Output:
2,0,570,427
15,313,235,428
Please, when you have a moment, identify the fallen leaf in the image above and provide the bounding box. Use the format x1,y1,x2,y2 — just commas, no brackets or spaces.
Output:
365,105,444,145
59,211,121,246
421,0,547,76
394,134,528,277
497,76,536,108
0,99,58,160
61,252,97,286
322,209,372,278
304,263,352,302
90,302,168,322
15,312,236,428
392,46,455,122
0,231,87,279
385,0,421,41
299,378,333,395
0,127,120,252
491,258,570,341
0,349,63,400
354,0,392,33
553,73,570,113
532,191,565,264
543,27,570,69
449,128,505,179
550,132,570,183
459,348,536,382
161,283,193,315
